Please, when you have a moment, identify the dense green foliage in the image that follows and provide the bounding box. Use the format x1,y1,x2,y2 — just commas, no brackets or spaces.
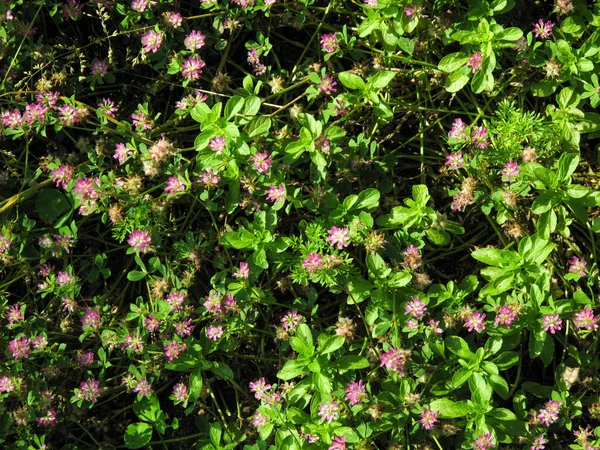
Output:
1,0,600,449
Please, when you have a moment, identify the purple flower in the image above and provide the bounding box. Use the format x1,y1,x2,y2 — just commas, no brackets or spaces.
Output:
82,308,101,329
0,376,16,393
172,382,188,402
8,336,31,361
451,191,474,212
166,291,185,312
141,30,163,53
90,59,109,77
538,400,562,426
445,152,465,170
249,378,272,400
128,230,152,253
420,408,438,430
76,379,104,403
165,176,186,195
568,256,587,277
472,432,495,450
302,252,323,273
252,412,268,428
318,401,339,423
329,436,346,450
402,244,422,270
405,296,427,319
182,56,206,81
573,307,599,331
494,304,518,328
319,74,337,95
344,380,367,405
233,261,250,279
464,310,486,332
114,143,132,164
206,324,224,341
77,352,94,367
250,151,273,173
320,34,339,53
471,126,488,149
265,184,286,204
133,378,153,397
280,310,303,332
380,346,410,376
184,30,206,50
533,19,553,39
51,164,73,189
448,118,468,140
501,159,520,182
466,52,483,73
542,313,562,334
326,226,350,250
164,341,187,362
6,304,24,326
163,11,183,28
531,434,547,450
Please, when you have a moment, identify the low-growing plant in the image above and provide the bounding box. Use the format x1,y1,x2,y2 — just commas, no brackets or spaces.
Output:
1,0,600,449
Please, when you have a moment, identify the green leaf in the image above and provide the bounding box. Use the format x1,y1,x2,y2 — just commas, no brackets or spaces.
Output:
487,407,517,421
210,423,222,446
489,373,509,399
425,228,451,246
531,190,560,214
557,152,579,182
338,71,366,90
224,96,244,120
471,69,494,94
125,423,153,449
367,252,390,279
358,18,380,37
524,237,555,265
318,334,345,355
286,407,311,424
189,368,203,402
243,96,261,116
448,366,473,389
221,228,256,250
277,359,309,380
127,271,146,281
346,278,372,304
297,113,322,138
387,271,412,288
495,27,523,41
471,248,504,266
191,102,211,123
429,398,471,418
244,117,271,138
445,66,471,92
333,355,370,373
446,336,474,359
540,333,554,367
290,336,314,358
493,351,519,370
438,52,470,73
36,189,70,220
367,71,396,90
529,328,546,359
537,210,556,239
133,394,161,423
210,362,234,381
351,188,380,211
470,372,493,405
